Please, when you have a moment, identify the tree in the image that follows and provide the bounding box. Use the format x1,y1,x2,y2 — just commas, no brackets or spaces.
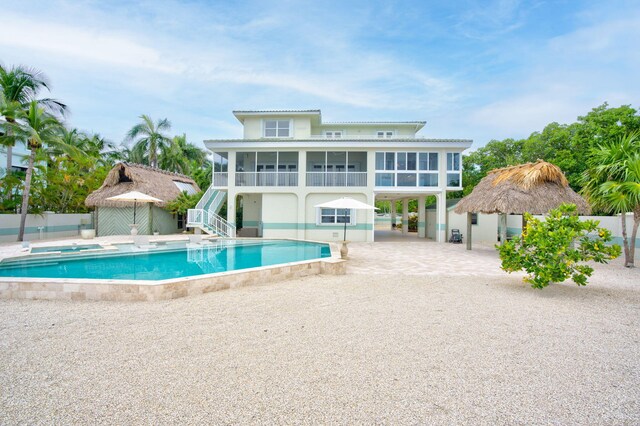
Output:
125,115,171,168
159,133,207,174
498,204,621,288
13,102,80,241
582,132,640,267
0,64,66,175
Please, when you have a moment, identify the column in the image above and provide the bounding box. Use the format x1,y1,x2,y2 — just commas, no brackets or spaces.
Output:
390,200,396,231
402,198,409,235
436,192,447,242
367,191,376,242
418,196,426,238
226,190,236,227
227,151,237,190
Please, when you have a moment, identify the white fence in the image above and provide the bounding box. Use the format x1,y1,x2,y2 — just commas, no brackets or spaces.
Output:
0,213,93,242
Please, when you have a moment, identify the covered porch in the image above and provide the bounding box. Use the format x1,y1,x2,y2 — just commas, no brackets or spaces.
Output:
374,190,449,242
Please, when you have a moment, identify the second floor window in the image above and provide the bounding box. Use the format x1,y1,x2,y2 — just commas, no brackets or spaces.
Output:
264,120,290,137
325,131,342,138
377,131,394,138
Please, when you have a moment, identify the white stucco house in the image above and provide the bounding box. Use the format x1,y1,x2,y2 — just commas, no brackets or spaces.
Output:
187,109,472,242
0,140,29,177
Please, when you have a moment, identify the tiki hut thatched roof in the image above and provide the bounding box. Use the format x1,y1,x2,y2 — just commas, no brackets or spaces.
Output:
454,160,590,215
85,163,200,208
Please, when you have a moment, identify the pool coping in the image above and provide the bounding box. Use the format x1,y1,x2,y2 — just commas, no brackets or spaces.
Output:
0,238,346,302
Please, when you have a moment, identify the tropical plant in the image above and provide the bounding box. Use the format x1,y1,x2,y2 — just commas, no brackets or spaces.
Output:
13,102,82,241
0,64,66,174
125,115,171,168
159,134,207,174
581,132,640,267
498,204,621,289
166,191,202,215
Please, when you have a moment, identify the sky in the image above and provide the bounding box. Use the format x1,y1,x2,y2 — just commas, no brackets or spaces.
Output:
1,0,639,151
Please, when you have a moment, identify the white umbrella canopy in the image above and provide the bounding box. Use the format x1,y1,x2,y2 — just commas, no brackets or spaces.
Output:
315,197,378,241
106,191,163,225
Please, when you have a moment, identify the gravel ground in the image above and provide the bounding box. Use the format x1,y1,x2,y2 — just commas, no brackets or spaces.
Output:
1,257,639,425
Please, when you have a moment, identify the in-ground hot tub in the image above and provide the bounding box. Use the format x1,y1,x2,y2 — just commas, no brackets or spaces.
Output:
0,239,345,301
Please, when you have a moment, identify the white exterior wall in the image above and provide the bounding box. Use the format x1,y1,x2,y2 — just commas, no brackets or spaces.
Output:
447,211,499,244
0,213,93,242
260,193,298,239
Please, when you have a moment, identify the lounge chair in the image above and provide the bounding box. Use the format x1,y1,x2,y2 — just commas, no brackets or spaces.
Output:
449,229,463,244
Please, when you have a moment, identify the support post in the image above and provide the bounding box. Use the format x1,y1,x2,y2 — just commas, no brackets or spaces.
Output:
402,198,409,235
466,212,472,250
390,201,396,230
499,213,507,246
418,196,426,238
436,192,447,243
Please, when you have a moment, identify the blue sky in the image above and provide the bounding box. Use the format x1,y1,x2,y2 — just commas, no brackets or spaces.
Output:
1,0,639,150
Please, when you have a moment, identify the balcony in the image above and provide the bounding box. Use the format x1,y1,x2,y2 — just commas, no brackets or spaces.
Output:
306,172,367,187
235,172,298,187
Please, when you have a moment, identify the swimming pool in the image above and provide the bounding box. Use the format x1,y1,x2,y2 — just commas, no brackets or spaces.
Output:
0,240,331,281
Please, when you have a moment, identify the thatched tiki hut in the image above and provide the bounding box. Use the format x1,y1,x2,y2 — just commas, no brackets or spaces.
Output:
86,163,200,236
454,160,590,249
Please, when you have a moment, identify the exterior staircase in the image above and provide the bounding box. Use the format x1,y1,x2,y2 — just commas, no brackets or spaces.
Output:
187,186,235,237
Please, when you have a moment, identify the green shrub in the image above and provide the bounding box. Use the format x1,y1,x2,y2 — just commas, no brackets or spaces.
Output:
498,204,621,289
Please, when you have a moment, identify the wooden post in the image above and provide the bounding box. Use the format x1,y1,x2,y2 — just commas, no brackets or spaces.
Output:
466,212,472,250
499,213,507,246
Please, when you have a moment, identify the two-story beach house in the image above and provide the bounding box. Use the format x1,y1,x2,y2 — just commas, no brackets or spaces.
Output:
187,110,472,242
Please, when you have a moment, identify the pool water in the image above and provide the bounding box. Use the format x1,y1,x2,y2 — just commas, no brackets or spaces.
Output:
31,244,102,254
0,240,331,281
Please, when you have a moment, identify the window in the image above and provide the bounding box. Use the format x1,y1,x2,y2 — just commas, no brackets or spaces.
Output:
375,151,438,187
325,131,342,138
447,152,461,171
446,152,462,187
317,208,355,225
177,213,185,229
377,131,394,138
264,120,291,137
471,213,478,225
173,181,197,195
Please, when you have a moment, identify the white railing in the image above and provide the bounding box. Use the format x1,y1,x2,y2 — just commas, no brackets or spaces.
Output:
187,208,236,237
308,134,410,140
208,190,227,213
235,172,298,187
195,185,219,210
213,172,228,187
306,172,367,187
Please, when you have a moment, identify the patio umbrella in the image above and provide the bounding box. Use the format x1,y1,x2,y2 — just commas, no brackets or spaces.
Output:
315,197,378,241
106,191,163,225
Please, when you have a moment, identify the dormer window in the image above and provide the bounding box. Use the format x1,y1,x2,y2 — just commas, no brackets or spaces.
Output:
377,131,394,138
264,120,291,138
325,131,342,138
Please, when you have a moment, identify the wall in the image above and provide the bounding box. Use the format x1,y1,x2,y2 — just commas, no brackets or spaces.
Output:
447,211,499,244
446,209,639,258
240,193,262,231
96,205,180,237
242,116,312,139
0,213,93,242
261,193,298,239
304,193,372,242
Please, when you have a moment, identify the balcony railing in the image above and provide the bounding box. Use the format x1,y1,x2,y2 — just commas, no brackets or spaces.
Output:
235,172,298,187
212,172,228,187
306,172,367,187
308,134,409,139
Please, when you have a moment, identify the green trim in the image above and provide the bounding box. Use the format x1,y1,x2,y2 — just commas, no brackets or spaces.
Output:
242,220,259,227
261,222,373,231
436,223,446,230
0,224,91,236
417,221,425,229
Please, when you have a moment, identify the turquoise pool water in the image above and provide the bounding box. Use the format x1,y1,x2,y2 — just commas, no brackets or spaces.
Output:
0,240,331,281
31,244,102,254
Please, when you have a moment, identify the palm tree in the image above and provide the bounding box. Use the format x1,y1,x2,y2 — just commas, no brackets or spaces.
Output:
14,102,79,241
582,132,640,267
125,115,171,168
0,64,66,175
159,133,207,174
